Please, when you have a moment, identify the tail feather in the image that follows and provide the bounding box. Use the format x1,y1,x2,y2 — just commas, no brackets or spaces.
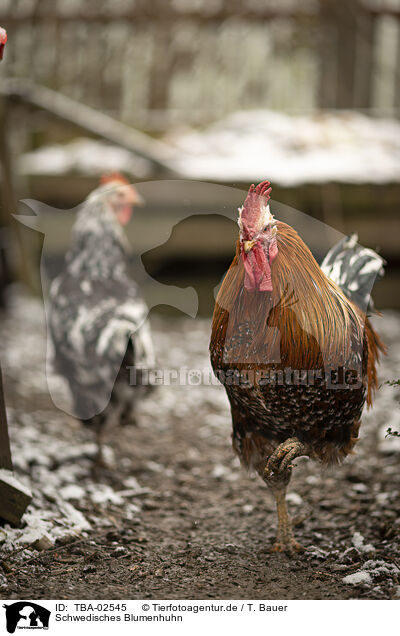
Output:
321,233,385,313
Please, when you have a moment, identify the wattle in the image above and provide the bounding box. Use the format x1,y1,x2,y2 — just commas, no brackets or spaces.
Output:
242,239,277,292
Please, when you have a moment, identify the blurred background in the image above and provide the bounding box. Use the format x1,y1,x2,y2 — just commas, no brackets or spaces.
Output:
0,2,400,594
0,0,399,313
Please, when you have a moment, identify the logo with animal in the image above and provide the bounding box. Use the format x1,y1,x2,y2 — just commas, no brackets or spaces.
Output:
3,602,50,633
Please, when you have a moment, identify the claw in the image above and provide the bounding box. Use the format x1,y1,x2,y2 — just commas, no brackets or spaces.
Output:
271,539,305,555
264,437,306,479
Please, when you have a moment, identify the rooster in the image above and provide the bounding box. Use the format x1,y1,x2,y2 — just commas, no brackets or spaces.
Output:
0,27,7,60
49,174,155,466
210,181,385,553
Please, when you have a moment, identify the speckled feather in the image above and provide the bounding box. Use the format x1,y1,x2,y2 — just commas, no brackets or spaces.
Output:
320,233,385,314
48,184,154,424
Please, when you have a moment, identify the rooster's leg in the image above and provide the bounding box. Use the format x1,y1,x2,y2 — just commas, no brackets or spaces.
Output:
93,416,109,469
263,437,306,553
266,479,303,553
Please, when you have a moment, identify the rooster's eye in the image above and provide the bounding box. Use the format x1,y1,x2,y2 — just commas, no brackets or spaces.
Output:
263,225,269,232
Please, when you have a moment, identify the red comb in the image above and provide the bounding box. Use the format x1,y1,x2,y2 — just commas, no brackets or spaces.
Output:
241,180,272,238
247,180,272,200
100,172,131,187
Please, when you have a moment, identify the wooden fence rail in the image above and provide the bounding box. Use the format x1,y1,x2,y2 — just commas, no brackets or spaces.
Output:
0,1,399,123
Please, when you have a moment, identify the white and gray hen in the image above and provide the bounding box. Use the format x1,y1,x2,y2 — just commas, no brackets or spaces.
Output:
48,175,155,465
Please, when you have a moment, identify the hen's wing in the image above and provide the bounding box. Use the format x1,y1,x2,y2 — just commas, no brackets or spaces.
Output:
48,271,154,420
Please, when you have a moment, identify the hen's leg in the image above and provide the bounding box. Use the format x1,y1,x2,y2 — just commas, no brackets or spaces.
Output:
93,415,109,469
263,437,306,553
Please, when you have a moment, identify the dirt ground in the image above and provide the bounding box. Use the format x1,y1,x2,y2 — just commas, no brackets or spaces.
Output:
0,293,399,600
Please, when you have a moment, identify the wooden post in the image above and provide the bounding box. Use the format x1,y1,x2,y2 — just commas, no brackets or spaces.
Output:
0,360,32,525
0,94,35,293
0,34,32,523
335,0,358,109
318,0,360,109
395,20,400,116
0,95,12,306
318,0,339,108
0,362,12,471
354,9,376,109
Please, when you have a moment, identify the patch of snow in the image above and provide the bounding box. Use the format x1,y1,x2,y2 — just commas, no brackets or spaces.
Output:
122,476,142,490
286,492,303,506
211,464,238,481
166,110,400,185
56,500,91,533
352,532,376,554
0,469,32,497
352,483,368,493
307,545,329,559
58,485,86,501
87,484,125,506
19,138,152,179
212,464,228,479
343,559,399,586
242,504,254,514
18,111,400,186
362,559,399,577
376,492,390,505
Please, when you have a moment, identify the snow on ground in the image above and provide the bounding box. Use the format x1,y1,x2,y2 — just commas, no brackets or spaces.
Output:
0,290,230,556
343,560,400,587
18,110,400,185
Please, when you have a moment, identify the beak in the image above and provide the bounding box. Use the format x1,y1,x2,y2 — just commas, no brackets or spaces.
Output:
132,191,145,206
129,187,145,207
243,240,256,253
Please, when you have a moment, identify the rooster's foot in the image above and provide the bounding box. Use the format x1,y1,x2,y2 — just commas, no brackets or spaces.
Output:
271,538,305,555
264,437,307,479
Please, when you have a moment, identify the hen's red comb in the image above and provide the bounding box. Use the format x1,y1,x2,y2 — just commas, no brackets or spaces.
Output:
100,172,131,187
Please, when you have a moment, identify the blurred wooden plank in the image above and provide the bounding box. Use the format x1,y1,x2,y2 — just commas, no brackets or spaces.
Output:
0,5,399,25
0,79,179,176
0,8,316,25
